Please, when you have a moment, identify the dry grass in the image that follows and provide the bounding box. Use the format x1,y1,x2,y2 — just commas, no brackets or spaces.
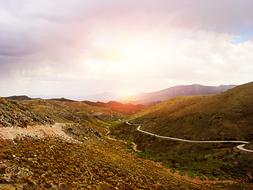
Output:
132,82,253,140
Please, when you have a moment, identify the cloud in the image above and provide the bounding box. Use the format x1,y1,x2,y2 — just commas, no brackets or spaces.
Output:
0,0,253,98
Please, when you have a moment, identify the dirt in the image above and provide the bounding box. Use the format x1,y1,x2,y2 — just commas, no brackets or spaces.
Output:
0,123,80,144
0,137,208,190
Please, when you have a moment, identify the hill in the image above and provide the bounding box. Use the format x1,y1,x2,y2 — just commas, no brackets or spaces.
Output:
20,99,121,125
111,82,253,183
83,100,145,115
5,95,33,101
0,98,53,127
48,97,76,102
128,84,235,105
131,82,253,140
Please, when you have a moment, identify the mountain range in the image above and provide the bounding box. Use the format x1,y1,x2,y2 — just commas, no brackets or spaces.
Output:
127,84,236,105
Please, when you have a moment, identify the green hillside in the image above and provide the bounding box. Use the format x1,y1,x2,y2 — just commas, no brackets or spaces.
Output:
111,82,253,184
132,82,253,141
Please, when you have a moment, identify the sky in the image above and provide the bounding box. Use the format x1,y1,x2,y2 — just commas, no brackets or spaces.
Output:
0,0,253,100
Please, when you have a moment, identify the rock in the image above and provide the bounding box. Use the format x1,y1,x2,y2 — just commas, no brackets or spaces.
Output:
0,163,7,174
95,131,102,138
59,183,72,190
1,173,12,183
246,171,253,181
17,167,33,180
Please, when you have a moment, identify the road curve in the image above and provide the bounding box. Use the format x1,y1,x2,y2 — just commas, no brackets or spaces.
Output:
125,122,253,153
236,144,253,153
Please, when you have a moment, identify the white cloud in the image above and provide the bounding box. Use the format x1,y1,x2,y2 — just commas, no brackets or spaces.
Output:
0,0,253,98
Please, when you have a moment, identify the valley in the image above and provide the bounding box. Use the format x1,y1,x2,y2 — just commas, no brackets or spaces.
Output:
1,83,253,189
111,82,253,189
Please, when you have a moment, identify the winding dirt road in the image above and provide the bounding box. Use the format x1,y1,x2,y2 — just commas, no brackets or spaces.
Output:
126,122,253,153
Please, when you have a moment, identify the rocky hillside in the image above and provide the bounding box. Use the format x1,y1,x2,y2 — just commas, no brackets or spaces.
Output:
0,98,53,128
0,137,212,190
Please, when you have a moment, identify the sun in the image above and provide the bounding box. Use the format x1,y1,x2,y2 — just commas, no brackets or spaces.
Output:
118,89,136,97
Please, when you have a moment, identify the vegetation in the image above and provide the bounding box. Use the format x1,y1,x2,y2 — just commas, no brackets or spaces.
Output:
1,98,207,189
1,137,203,189
112,122,253,185
111,82,253,186
132,82,253,140
83,100,145,115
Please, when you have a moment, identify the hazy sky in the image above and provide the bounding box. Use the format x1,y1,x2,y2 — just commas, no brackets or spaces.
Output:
0,0,253,99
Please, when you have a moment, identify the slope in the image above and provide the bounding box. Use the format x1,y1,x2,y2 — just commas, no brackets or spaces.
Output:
132,82,253,140
0,98,53,128
128,84,235,105
111,82,253,183
83,100,145,115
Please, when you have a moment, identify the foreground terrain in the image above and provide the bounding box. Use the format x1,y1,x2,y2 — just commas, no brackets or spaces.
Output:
1,136,208,189
0,98,212,189
1,83,253,189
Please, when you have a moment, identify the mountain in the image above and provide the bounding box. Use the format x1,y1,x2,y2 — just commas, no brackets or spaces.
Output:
111,82,253,183
131,82,253,140
128,84,236,105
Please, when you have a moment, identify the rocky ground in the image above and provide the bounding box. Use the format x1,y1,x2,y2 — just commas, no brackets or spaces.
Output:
0,136,210,190
0,98,53,128
0,123,80,144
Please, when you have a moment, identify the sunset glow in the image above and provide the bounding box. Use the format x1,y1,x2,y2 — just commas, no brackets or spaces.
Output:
0,0,253,100
1,1,253,187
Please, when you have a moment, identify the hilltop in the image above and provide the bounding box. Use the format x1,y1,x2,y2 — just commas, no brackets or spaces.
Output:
5,95,33,101
128,84,235,105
